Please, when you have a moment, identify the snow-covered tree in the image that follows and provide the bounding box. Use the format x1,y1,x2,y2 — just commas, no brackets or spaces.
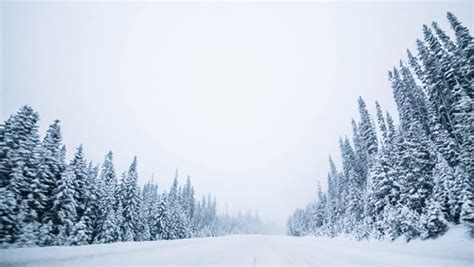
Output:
69,145,89,220
288,12,473,240
120,157,142,241
50,167,77,245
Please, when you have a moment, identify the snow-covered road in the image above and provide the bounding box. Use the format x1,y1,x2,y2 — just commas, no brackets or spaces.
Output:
1,228,472,266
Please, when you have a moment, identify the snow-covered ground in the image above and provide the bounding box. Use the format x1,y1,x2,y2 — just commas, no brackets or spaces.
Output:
1,227,472,266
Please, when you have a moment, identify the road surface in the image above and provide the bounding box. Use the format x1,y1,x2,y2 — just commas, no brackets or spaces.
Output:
1,230,472,266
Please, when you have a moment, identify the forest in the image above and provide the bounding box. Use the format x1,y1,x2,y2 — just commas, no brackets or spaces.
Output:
0,110,262,248
287,12,473,241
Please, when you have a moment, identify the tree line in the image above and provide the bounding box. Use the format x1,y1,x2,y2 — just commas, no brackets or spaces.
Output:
287,12,473,241
0,108,262,248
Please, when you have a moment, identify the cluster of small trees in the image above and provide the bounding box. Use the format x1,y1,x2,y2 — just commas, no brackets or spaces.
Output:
218,210,263,235
0,107,262,248
287,12,473,241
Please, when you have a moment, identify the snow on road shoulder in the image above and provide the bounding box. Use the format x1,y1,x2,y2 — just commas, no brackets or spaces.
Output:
305,225,473,260
297,226,473,265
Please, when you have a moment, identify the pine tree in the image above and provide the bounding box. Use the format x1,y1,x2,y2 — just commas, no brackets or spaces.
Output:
375,101,388,146
168,169,179,207
14,200,39,247
0,106,41,192
0,187,17,246
446,12,473,98
447,12,473,79
120,157,142,241
169,207,189,239
431,21,457,54
182,176,195,224
460,192,474,237
70,145,89,220
358,97,378,158
341,137,364,233
351,119,368,185
40,120,65,244
50,167,77,245
93,151,119,243
380,204,402,240
385,111,396,146
25,144,49,221
141,176,159,241
151,198,171,240
114,193,125,242
390,66,435,215
68,216,89,246
38,221,53,246
430,155,454,220
313,182,326,232
421,198,448,239
95,208,120,243
83,162,100,243
0,106,44,247
369,149,399,218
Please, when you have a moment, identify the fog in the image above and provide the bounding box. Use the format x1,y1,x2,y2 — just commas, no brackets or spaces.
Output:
1,1,472,231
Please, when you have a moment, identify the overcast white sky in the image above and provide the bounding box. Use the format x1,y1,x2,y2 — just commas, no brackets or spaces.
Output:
1,1,472,231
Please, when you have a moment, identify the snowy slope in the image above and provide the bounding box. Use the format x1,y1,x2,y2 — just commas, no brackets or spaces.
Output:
1,227,472,266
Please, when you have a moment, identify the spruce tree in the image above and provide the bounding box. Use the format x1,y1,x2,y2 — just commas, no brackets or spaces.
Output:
0,106,44,246
339,137,364,233
95,208,120,243
152,198,171,240
70,145,89,220
14,200,39,247
40,120,66,242
68,216,89,246
421,198,448,239
357,97,378,158
0,187,17,246
460,191,474,237
50,167,77,245
120,157,142,241
93,151,119,243
375,101,388,146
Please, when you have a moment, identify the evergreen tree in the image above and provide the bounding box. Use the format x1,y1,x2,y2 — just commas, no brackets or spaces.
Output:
446,12,474,87
341,137,364,233
351,119,368,185
151,197,171,240
141,176,159,241
50,167,77,245
93,151,119,243
14,200,39,247
40,121,66,245
0,106,45,247
460,191,474,237
168,169,179,207
70,145,89,220
0,187,17,246
357,97,378,158
421,198,448,239
120,157,142,241
375,101,388,146
95,208,121,243
68,216,89,246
